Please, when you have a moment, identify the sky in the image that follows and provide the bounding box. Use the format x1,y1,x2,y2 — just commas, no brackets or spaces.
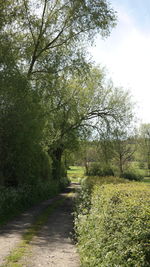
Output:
90,0,150,124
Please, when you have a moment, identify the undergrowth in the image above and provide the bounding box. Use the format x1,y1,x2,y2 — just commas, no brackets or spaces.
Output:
0,177,69,225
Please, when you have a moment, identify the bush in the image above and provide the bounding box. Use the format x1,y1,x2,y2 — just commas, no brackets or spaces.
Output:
75,183,150,267
138,162,145,169
121,171,143,181
74,176,128,234
87,163,114,177
0,180,61,225
59,176,70,190
81,175,128,191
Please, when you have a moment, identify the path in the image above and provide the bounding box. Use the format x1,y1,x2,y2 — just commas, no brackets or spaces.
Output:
0,184,80,267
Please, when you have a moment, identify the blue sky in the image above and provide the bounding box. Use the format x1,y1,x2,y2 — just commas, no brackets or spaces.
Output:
90,0,150,124
113,0,150,30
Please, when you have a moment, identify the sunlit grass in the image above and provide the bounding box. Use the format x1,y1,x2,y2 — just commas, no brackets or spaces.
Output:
67,166,85,182
129,161,150,183
143,177,150,184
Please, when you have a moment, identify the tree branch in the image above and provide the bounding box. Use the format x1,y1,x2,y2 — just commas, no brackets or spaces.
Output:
27,0,47,77
23,0,36,46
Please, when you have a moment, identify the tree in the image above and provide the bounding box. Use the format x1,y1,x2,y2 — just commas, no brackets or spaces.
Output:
138,124,150,176
0,28,47,186
84,87,135,176
111,127,136,176
2,0,116,74
42,67,135,179
0,0,118,183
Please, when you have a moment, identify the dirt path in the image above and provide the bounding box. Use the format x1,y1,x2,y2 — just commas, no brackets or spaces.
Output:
0,184,80,267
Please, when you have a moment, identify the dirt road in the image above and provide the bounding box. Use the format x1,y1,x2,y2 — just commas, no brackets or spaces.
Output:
0,184,80,267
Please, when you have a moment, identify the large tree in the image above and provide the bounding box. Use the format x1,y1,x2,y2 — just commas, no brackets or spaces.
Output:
42,67,134,179
0,0,119,183
0,0,116,75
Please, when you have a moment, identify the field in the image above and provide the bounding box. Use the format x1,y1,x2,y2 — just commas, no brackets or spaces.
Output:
67,166,85,182
68,165,150,184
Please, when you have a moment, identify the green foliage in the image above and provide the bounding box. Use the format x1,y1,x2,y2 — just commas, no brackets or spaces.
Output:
0,0,134,194
87,163,114,177
0,44,47,185
0,175,70,225
75,183,150,267
121,170,144,181
138,123,150,173
74,175,128,226
138,161,145,169
83,175,127,188
59,176,70,190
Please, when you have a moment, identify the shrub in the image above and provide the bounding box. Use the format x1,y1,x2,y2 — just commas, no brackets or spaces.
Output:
59,176,70,190
87,163,114,177
75,183,150,267
74,176,128,233
0,180,61,225
138,162,145,169
121,170,144,181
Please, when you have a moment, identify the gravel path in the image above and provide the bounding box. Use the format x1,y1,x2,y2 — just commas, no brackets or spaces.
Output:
0,184,80,267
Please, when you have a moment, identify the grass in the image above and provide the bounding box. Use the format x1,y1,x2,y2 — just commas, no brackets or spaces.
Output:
1,192,73,267
127,161,150,184
67,166,85,182
67,164,150,184
143,177,150,183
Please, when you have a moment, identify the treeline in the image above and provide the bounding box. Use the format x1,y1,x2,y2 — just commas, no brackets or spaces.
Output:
69,122,150,181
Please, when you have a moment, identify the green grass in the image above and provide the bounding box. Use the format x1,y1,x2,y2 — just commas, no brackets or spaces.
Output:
67,164,150,184
67,166,85,182
143,177,150,183
129,161,150,183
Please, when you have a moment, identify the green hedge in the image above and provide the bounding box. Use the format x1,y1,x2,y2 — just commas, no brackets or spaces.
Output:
121,171,143,181
75,183,150,267
75,176,128,219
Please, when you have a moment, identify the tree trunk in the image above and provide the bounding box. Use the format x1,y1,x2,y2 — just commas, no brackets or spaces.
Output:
119,154,123,177
51,148,63,180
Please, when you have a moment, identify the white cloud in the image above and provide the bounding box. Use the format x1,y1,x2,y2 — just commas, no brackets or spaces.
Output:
90,5,150,124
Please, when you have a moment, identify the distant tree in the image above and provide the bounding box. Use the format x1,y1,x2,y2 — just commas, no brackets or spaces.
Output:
138,124,150,176
111,127,136,176
93,89,135,176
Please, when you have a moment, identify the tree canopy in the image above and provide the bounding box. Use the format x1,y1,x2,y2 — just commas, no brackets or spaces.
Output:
0,0,136,184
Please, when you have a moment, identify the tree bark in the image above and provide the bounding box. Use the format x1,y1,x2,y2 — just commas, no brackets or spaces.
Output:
51,148,63,180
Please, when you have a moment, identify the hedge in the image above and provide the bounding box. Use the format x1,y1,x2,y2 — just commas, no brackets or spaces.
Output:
75,183,150,267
